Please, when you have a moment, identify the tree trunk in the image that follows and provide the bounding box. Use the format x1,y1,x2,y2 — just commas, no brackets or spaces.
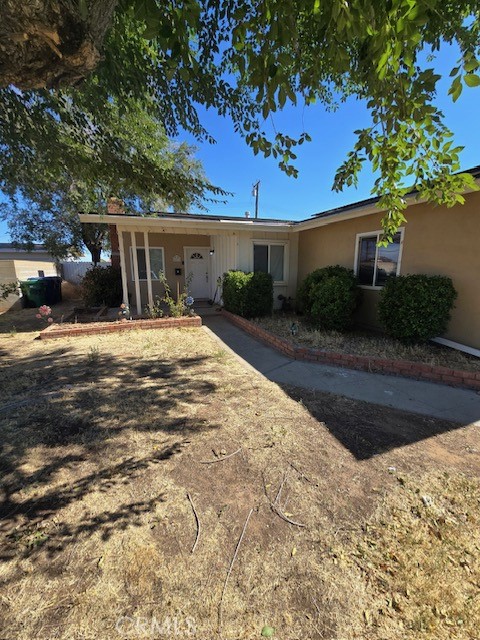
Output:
0,0,118,89
89,244,102,266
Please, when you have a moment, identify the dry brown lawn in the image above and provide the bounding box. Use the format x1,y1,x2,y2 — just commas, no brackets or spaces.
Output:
0,324,479,640
256,315,480,373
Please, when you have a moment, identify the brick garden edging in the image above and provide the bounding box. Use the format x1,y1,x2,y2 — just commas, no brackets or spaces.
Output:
222,310,480,392
40,316,202,340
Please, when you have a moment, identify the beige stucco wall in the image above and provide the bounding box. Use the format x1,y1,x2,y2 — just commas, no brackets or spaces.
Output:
297,191,480,349
13,258,58,280
120,227,298,310
0,256,57,310
122,231,211,304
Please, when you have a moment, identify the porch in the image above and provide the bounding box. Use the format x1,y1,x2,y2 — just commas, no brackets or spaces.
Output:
111,223,298,316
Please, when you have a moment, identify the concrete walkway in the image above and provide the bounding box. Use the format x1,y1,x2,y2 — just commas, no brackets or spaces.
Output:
202,314,480,426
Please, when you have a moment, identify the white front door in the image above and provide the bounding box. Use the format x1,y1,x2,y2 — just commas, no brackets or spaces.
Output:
185,247,210,299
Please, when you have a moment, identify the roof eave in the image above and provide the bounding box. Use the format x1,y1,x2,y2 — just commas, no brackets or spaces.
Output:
79,213,295,233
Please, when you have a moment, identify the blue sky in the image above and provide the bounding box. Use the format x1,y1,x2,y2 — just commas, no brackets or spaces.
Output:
1,42,479,241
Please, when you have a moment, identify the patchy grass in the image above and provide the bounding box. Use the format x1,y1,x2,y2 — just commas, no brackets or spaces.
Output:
0,327,479,639
256,315,480,373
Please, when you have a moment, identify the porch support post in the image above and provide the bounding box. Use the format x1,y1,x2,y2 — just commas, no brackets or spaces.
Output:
117,228,129,307
130,231,142,316
143,231,153,308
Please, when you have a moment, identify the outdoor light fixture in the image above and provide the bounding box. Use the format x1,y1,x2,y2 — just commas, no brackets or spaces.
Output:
209,248,215,256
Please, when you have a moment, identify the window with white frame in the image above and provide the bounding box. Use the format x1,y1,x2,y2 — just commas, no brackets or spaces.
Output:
253,242,286,283
130,246,164,280
355,230,403,287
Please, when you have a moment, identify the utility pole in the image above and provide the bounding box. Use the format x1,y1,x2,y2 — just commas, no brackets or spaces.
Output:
252,180,260,218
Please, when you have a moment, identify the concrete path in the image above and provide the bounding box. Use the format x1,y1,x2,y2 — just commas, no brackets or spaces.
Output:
202,314,480,426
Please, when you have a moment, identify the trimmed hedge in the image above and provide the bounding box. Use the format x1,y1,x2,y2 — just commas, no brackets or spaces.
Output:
81,266,123,307
379,274,457,344
222,270,273,318
297,265,360,330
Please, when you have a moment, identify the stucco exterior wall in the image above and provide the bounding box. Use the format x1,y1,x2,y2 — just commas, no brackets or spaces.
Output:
119,227,298,310
297,191,480,349
122,231,211,304
0,256,58,310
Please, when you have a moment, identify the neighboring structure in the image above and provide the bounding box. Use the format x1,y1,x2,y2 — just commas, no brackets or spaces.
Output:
0,243,58,310
79,168,480,351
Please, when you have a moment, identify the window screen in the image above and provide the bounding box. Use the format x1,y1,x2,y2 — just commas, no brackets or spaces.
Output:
357,233,401,286
133,247,164,280
253,244,269,273
253,244,285,282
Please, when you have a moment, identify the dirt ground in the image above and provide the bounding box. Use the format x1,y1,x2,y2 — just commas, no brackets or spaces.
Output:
0,323,479,640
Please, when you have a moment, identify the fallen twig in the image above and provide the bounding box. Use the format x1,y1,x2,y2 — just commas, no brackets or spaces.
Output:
272,506,306,528
186,492,200,554
218,507,254,631
273,472,288,506
289,461,312,484
198,447,242,464
271,472,306,528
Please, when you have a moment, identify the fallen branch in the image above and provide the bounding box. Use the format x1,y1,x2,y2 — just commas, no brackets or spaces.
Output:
186,492,200,554
198,447,242,465
218,507,254,631
272,506,306,528
289,461,312,484
271,472,306,529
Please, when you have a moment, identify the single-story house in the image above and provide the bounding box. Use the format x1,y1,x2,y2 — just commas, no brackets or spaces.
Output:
79,167,480,352
0,243,59,310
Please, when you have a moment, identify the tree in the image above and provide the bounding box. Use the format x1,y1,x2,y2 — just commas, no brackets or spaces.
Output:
0,96,227,261
0,1,479,240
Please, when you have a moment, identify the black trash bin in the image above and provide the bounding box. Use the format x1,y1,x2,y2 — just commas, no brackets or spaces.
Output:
43,276,63,304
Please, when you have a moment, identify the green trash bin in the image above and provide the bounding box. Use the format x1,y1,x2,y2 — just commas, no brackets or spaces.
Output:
20,279,48,308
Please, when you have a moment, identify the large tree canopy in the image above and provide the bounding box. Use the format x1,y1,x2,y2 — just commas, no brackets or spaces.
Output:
0,0,479,240
1,95,227,260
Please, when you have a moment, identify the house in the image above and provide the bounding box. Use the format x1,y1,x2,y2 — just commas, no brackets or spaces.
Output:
79,168,480,352
0,243,59,310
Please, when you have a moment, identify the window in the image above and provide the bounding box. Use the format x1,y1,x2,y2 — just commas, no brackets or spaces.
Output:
130,247,164,280
253,242,286,282
355,231,403,287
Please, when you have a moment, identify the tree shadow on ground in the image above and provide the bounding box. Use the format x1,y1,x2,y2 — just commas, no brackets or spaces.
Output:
0,301,76,334
284,385,466,460
0,345,220,559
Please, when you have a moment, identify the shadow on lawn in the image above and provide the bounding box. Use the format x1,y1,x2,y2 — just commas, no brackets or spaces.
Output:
284,385,462,461
202,316,474,461
0,346,219,558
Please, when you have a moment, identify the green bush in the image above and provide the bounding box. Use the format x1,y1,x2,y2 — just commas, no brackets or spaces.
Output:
81,266,123,307
245,272,274,317
222,270,273,318
222,270,250,316
297,265,360,330
379,274,457,343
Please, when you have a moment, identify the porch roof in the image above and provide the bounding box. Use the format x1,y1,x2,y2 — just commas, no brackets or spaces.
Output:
78,211,296,233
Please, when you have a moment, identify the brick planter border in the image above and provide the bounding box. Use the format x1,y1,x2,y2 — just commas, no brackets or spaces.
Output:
40,315,202,340
222,310,480,392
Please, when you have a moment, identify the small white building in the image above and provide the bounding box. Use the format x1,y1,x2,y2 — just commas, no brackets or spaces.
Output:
0,243,58,310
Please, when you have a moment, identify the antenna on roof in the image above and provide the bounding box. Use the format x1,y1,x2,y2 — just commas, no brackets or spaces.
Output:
252,181,260,218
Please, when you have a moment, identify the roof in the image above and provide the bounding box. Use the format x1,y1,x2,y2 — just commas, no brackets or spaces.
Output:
0,243,50,253
79,165,480,230
79,210,294,226
309,165,480,221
